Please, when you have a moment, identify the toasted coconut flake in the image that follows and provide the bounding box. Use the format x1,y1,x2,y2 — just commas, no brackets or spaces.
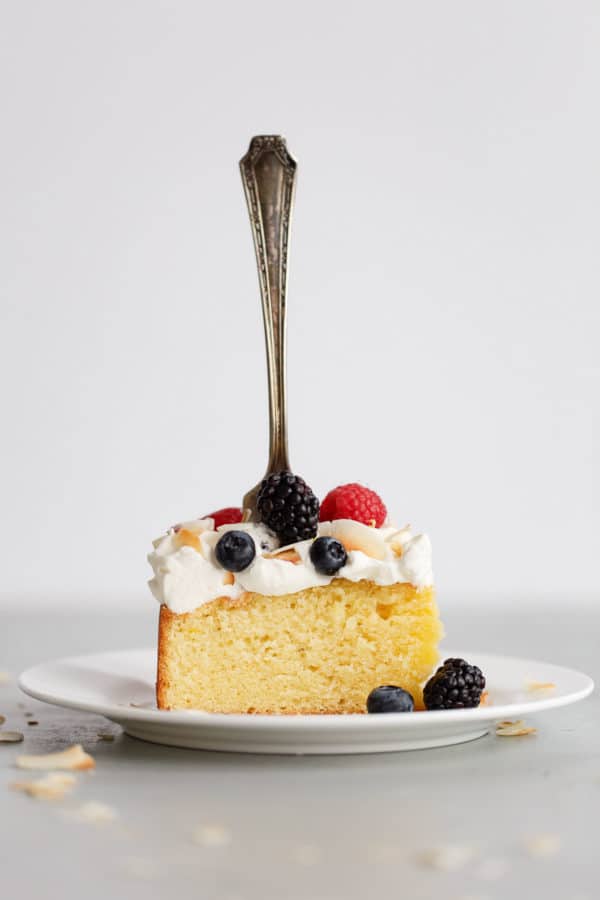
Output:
323,519,387,560
16,743,95,771
193,824,231,847
416,843,476,871
525,681,556,693
70,801,118,824
387,527,412,557
265,548,302,564
0,731,24,743
496,720,537,737
524,833,561,858
12,772,77,800
175,528,203,553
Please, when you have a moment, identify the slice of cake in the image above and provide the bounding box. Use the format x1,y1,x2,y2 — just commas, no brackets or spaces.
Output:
149,479,443,714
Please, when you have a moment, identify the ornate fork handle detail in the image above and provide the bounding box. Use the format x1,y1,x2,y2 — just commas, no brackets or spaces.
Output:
240,136,297,512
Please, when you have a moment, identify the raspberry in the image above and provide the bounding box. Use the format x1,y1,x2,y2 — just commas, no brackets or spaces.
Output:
319,483,386,527
205,507,243,529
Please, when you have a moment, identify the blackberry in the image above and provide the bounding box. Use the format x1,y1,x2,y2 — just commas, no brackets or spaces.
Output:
256,471,320,544
423,657,486,710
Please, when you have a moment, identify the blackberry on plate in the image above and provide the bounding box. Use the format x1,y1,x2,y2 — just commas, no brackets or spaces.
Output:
309,536,347,575
256,471,320,545
423,657,486,710
215,530,256,572
367,685,415,713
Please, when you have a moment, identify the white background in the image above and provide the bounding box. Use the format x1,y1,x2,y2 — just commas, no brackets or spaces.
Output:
1,1,598,608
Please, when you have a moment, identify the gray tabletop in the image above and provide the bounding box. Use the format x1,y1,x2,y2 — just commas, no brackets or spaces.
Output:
1,602,598,900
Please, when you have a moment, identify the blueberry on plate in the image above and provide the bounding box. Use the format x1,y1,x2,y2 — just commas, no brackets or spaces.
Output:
309,536,348,575
215,530,256,572
367,685,415,713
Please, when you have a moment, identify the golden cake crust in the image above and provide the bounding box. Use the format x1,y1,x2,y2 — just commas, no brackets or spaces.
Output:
156,580,442,714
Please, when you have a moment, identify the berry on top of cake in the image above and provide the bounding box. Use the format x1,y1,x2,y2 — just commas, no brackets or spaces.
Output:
150,474,442,714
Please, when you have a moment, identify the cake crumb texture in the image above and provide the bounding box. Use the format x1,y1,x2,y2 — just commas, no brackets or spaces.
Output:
157,579,442,713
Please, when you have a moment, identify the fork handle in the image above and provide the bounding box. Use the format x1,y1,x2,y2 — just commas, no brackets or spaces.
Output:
240,136,297,475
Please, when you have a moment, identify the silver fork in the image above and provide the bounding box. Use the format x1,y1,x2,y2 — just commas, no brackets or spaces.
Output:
239,136,298,517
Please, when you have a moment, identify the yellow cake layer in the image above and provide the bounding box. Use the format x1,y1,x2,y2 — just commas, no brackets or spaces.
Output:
157,579,442,714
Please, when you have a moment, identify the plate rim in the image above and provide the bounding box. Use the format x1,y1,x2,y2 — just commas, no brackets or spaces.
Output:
18,647,595,730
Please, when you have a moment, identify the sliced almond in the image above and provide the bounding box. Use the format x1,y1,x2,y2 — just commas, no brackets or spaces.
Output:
69,801,118,824
388,537,404,558
323,519,386,560
193,824,232,847
0,731,24,743
496,720,537,737
222,571,235,585
480,690,490,706
416,843,476,871
264,549,302,564
525,681,556,693
175,528,203,553
16,743,95,771
11,772,76,800
524,833,561,858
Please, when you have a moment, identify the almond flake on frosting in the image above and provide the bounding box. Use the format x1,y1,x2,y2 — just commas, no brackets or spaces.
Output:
265,548,302,564
16,743,95,771
175,528,203,553
222,571,235,585
323,519,387,560
387,527,412,557
495,720,537,737
11,772,77,800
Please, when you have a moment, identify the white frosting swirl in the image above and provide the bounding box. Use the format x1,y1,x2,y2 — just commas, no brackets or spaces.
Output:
148,518,433,615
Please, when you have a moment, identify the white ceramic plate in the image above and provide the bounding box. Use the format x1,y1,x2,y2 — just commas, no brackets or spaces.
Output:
19,649,593,755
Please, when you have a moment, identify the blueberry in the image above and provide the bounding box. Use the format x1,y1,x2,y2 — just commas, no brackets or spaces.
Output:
215,530,256,572
309,536,348,575
367,685,415,714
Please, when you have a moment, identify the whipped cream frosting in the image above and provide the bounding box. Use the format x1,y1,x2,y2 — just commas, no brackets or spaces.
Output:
148,517,433,615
